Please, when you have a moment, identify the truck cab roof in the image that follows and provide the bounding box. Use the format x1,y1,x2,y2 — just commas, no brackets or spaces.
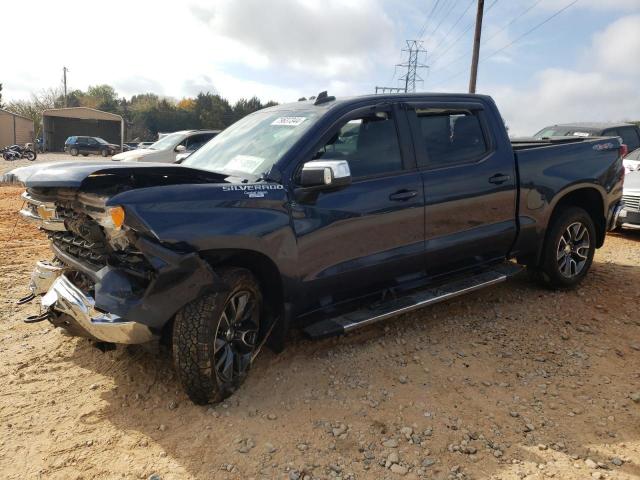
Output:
265,92,494,113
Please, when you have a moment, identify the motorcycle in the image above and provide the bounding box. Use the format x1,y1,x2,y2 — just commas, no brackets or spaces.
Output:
1,144,37,161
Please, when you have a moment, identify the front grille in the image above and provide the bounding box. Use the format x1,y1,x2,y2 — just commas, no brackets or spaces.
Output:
47,205,153,280
623,195,640,211
50,231,107,268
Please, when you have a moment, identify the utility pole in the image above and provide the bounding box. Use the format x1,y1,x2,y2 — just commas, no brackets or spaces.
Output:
468,0,484,94
63,66,68,107
375,40,428,94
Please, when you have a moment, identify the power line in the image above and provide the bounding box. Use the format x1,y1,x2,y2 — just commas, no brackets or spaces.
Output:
484,0,579,61
423,0,457,41
417,0,442,40
429,0,499,65
427,0,579,89
483,0,545,45
429,0,475,54
430,0,544,73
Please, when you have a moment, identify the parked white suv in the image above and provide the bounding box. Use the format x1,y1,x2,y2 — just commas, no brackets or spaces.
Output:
112,130,219,163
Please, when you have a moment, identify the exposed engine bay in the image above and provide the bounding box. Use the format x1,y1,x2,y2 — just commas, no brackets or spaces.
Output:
22,188,152,283
15,171,221,345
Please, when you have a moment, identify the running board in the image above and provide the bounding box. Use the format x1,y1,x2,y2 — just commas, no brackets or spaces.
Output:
303,263,522,339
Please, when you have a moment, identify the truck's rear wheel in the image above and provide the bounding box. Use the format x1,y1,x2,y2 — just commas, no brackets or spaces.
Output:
534,206,596,289
173,268,262,405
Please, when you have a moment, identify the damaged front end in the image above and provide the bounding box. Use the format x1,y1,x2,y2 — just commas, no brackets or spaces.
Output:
17,186,220,344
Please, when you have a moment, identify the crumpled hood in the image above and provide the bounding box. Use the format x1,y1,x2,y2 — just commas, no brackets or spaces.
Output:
1,161,227,188
112,148,155,161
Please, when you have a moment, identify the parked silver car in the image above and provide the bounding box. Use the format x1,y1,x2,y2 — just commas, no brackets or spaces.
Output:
618,171,640,229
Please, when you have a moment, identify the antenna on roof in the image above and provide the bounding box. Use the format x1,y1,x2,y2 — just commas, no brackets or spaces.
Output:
314,91,335,105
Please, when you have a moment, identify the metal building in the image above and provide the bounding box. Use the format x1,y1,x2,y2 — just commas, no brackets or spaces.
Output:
42,107,124,152
0,108,35,147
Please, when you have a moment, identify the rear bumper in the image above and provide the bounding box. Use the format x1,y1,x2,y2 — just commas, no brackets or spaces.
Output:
617,206,640,228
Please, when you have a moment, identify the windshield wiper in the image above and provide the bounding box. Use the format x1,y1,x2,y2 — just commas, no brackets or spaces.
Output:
257,166,282,184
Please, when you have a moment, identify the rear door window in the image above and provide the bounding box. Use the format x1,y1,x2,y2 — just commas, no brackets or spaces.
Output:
410,109,489,167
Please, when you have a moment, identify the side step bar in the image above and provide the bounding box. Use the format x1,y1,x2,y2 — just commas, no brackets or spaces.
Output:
303,263,522,339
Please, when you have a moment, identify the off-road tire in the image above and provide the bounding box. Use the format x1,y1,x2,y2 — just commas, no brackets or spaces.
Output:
70,148,78,156
532,206,596,289
173,267,262,405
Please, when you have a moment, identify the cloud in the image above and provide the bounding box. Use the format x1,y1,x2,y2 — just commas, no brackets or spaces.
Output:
540,0,640,10
189,0,396,78
183,76,219,97
488,14,640,136
492,70,640,135
113,77,165,97
590,14,640,75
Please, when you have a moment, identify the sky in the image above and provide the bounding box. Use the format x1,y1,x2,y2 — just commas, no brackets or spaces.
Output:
3,0,640,135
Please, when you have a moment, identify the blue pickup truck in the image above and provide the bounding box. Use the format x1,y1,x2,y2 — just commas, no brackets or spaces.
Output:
5,92,625,404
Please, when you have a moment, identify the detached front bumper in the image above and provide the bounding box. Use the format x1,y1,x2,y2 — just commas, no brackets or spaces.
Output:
29,261,154,344
23,237,221,344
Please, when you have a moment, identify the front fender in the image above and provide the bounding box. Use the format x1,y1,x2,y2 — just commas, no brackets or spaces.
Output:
108,182,298,280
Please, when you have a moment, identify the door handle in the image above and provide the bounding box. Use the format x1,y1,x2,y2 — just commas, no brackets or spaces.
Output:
389,190,418,201
488,174,511,184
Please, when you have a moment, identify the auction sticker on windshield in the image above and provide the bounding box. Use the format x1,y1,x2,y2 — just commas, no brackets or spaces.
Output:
226,155,264,173
271,117,307,126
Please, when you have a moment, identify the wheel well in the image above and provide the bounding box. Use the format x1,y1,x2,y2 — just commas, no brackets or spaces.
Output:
159,249,285,347
201,249,285,330
551,188,605,247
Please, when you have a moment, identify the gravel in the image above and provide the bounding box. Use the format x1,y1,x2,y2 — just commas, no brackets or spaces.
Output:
1,184,639,479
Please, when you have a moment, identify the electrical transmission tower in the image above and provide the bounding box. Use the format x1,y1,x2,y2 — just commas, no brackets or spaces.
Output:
375,40,428,94
397,40,428,92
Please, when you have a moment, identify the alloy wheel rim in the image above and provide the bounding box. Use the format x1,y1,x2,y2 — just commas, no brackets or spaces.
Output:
556,221,590,278
213,290,259,384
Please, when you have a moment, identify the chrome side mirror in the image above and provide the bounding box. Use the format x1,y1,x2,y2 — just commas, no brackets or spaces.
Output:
300,160,351,188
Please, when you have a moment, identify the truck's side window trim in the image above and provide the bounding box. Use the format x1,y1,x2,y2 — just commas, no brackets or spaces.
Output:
294,103,413,184
406,104,495,171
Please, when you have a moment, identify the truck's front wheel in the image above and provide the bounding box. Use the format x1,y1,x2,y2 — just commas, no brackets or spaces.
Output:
173,268,262,405
535,206,596,289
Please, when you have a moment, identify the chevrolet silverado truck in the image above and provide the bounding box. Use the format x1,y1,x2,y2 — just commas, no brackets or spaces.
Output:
4,92,625,405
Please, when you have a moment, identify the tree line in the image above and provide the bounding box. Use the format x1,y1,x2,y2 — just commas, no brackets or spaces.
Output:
3,84,278,141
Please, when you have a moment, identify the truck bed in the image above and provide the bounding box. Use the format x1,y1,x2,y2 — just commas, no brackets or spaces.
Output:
510,136,607,151
509,134,623,260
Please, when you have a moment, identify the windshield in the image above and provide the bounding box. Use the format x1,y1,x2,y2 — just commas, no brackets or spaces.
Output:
627,147,640,160
95,137,108,144
148,132,185,150
183,109,321,177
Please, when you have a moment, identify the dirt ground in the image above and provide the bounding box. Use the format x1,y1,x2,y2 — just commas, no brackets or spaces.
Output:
0,181,639,480
0,153,105,177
